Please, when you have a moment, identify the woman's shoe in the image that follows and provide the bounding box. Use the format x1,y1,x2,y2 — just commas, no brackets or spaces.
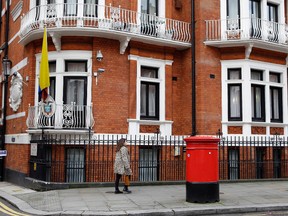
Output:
115,190,123,194
123,187,132,193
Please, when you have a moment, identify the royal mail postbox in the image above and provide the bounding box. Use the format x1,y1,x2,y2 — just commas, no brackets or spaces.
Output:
184,136,220,203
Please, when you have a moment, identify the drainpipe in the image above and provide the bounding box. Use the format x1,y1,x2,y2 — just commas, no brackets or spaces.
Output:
191,0,196,136
0,0,10,181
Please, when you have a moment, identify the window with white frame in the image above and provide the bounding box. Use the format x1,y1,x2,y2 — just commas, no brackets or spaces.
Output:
36,51,92,128
270,72,282,122
141,0,158,15
138,0,165,17
128,55,171,136
140,66,159,120
227,68,242,121
251,69,265,122
223,60,285,127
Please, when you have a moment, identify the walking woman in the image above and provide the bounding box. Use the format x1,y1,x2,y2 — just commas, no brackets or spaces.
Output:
114,138,132,194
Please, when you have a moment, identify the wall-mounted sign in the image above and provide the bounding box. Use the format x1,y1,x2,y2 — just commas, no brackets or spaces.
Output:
0,150,7,157
30,143,37,156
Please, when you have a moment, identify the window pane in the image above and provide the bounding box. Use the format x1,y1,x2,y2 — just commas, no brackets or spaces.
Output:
141,0,148,14
268,3,278,22
251,85,264,120
66,148,85,183
64,0,78,16
270,87,282,122
141,0,157,15
249,0,260,18
229,149,239,180
140,84,147,116
65,78,85,105
84,0,98,17
148,85,156,116
141,67,158,78
251,70,262,80
273,90,279,119
229,85,241,118
255,87,262,118
228,69,241,80
149,0,157,15
49,61,56,73
140,82,159,119
49,77,56,99
227,0,239,19
270,73,280,83
66,61,87,72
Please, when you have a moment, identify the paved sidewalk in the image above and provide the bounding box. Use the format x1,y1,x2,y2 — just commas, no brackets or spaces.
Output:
0,181,288,215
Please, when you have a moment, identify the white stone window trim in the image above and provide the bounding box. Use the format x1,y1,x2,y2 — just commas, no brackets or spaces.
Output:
35,50,92,106
221,59,287,136
128,54,173,136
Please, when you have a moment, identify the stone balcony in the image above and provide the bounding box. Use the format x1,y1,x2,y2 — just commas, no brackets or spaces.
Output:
205,17,288,57
20,3,191,53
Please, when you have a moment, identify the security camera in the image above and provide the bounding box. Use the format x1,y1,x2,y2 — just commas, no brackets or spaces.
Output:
96,50,103,61
97,68,105,73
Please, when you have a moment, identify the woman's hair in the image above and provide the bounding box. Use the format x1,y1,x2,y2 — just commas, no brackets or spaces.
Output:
116,138,126,152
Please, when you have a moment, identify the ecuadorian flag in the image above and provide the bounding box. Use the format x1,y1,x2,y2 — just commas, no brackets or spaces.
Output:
39,27,50,101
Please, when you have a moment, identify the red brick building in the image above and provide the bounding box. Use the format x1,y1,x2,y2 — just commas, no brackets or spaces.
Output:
0,0,287,185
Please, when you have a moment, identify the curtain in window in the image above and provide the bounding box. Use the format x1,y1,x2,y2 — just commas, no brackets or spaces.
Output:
271,88,279,119
251,71,262,80
141,84,147,116
229,70,241,80
141,68,157,78
84,0,98,17
141,0,157,15
139,148,158,181
251,86,262,118
66,148,85,183
227,0,239,19
249,0,260,18
148,85,156,116
268,4,278,22
64,0,78,16
255,88,262,118
49,62,56,72
66,62,86,72
229,85,241,118
229,149,239,180
65,79,85,105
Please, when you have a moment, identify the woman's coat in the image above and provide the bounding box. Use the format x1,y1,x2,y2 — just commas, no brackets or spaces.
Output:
114,146,132,175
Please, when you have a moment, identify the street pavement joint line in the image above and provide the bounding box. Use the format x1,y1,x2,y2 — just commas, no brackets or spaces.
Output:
0,201,31,216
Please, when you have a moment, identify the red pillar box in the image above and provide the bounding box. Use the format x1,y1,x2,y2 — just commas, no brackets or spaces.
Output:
184,136,220,203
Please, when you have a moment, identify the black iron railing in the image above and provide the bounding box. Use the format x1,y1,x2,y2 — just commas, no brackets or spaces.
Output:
29,134,288,183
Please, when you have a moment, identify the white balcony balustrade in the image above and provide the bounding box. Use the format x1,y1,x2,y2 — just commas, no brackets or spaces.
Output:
26,103,95,130
205,17,288,53
20,3,191,49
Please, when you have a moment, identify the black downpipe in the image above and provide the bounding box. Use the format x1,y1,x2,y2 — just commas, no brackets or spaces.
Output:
191,0,196,136
1,0,10,181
